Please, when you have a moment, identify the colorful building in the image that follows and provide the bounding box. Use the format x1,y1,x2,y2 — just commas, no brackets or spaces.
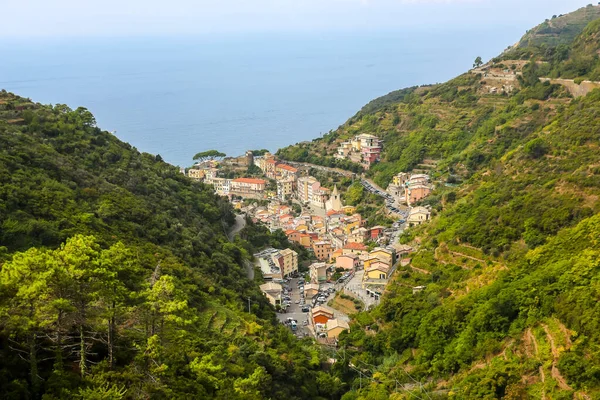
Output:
336,254,359,270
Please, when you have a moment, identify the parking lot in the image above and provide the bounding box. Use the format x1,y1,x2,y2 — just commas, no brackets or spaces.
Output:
361,179,409,216
276,276,347,337
344,270,381,309
276,277,311,338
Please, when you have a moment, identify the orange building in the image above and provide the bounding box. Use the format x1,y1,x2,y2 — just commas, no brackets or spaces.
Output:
312,305,335,325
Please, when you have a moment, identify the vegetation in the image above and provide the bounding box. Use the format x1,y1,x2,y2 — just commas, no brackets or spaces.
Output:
273,6,600,398
4,4,600,399
0,93,342,399
193,149,226,163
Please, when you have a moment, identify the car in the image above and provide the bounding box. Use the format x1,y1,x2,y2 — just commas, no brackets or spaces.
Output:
295,300,300,304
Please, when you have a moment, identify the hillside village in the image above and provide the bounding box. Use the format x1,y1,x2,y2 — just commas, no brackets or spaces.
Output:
183,148,437,342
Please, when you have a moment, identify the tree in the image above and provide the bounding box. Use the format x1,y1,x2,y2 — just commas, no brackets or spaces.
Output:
473,56,483,68
192,150,226,163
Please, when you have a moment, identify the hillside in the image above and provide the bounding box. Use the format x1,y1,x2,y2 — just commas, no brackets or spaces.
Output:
279,5,600,399
515,4,600,49
0,92,343,399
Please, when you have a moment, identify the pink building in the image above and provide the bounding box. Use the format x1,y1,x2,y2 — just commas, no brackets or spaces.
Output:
407,185,432,204
336,254,359,270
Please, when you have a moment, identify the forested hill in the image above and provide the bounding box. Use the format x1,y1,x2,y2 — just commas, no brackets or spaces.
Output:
0,91,344,399
278,4,600,399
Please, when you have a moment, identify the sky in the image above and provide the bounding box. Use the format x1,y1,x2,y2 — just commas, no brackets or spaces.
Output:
1,0,593,37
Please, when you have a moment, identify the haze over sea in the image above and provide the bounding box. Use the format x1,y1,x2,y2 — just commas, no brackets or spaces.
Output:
1,30,511,166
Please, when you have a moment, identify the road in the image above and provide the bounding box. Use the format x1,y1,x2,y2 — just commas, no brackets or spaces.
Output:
284,161,357,178
227,213,246,241
360,178,409,218
226,214,254,279
344,270,381,309
276,277,311,338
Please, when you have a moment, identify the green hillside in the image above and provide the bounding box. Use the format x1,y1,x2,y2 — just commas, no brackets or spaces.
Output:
516,4,600,49
278,6,600,399
0,92,343,399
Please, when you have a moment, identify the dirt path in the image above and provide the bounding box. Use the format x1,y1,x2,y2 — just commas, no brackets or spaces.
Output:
543,323,573,391
558,321,572,349
450,251,485,263
542,324,559,359
410,266,431,275
524,328,539,358
539,77,600,98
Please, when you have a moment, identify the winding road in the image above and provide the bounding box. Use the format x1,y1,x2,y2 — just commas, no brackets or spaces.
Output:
226,214,255,280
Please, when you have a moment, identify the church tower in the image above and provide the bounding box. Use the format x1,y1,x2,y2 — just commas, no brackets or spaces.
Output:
326,185,343,211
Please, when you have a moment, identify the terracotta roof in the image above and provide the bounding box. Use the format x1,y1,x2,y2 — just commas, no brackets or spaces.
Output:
327,210,342,216
331,249,343,258
232,178,266,185
277,164,298,172
285,229,298,235
343,242,367,250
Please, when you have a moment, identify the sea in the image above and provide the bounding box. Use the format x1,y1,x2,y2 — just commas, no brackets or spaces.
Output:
0,29,513,167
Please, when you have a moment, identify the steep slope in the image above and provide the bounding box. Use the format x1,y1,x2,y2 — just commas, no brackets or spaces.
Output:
0,92,343,399
515,4,600,49
279,6,600,400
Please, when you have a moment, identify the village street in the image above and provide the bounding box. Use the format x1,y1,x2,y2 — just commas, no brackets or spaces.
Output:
277,277,350,338
276,277,311,338
344,270,381,310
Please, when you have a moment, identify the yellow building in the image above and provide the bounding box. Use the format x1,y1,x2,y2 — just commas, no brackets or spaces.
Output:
365,263,390,280
295,224,309,232
343,220,360,235
259,282,282,306
299,233,312,247
326,318,350,339
187,168,205,180
342,205,356,215
279,248,298,277
368,247,394,267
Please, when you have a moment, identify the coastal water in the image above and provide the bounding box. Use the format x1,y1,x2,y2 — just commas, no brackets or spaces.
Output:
0,30,512,166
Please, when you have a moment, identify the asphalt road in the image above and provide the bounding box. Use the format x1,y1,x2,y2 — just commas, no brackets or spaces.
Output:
276,277,311,338
227,213,246,240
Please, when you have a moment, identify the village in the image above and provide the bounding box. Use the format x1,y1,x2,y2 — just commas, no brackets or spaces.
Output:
182,137,436,343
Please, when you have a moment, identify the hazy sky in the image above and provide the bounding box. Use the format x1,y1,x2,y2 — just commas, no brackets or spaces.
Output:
1,0,592,37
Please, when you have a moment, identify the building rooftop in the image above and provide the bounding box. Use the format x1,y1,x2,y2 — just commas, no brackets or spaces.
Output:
410,206,430,215
277,164,298,173
327,318,350,331
260,282,282,293
343,242,368,251
313,305,336,316
233,177,266,185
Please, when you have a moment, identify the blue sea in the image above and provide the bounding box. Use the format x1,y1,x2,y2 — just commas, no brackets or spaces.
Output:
0,29,513,167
